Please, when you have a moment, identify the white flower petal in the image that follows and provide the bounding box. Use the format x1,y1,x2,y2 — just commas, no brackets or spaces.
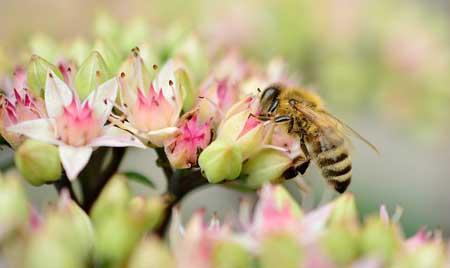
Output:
45,71,73,118
153,60,182,110
89,126,145,148
7,119,59,144
86,77,119,125
59,145,93,180
144,127,179,147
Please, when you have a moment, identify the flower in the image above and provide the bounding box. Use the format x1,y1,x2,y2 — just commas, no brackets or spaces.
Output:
196,52,249,122
0,67,46,148
116,52,183,147
7,71,144,180
164,111,213,169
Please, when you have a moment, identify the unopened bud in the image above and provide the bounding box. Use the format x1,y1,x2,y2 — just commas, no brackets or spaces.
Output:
212,240,253,268
360,216,400,261
175,69,196,111
260,233,303,268
128,237,174,268
198,140,243,183
27,55,62,96
242,148,292,189
15,139,61,186
0,174,29,238
74,51,110,99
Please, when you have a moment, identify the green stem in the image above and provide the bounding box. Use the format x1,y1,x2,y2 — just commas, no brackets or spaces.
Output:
155,169,208,237
155,147,174,179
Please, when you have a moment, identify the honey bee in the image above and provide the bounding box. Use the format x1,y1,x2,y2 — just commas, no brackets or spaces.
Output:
258,84,378,193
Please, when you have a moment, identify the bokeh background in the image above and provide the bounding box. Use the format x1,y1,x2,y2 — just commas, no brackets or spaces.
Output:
0,0,449,236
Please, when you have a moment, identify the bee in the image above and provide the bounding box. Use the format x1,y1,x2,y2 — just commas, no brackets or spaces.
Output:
258,84,378,193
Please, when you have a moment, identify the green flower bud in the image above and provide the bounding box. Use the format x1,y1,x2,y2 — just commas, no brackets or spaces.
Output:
198,140,243,183
129,196,166,231
175,68,196,112
260,233,303,268
321,225,359,265
27,54,62,96
94,210,140,264
329,193,359,230
91,175,131,223
212,240,253,268
242,148,292,189
24,233,83,268
44,197,94,260
360,216,400,262
218,110,266,159
74,51,111,100
0,174,28,238
93,40,121,73
128,237,174,268
392,244,446,268
15,139,61,186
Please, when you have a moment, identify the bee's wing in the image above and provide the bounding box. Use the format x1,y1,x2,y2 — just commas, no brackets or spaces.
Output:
294,104,379,154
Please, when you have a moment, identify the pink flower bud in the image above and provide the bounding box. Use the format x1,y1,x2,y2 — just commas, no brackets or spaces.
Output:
165,111,212,169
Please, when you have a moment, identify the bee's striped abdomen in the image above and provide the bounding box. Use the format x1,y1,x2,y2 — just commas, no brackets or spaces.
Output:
309,134,352,193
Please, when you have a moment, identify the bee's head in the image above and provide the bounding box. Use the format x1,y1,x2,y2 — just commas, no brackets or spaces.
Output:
260,85,281,115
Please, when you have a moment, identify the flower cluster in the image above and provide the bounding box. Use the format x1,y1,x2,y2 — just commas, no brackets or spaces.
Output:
1,172,448,268
1,43,303,188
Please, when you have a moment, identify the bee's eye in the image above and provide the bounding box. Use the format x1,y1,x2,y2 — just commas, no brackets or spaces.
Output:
260,86,280,112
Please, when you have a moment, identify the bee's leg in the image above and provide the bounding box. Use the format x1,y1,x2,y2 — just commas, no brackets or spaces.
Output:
288,118,294,133
268,98,279,113
296,137,311,175
249,113,271,121
274,115,291,123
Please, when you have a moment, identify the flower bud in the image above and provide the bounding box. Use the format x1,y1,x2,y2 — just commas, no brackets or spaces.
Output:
0,174,29,239
328,193,359,230
27,54,62,96
43,193,94,260
24,232,83,268
260,233,303,268
165,112,212,169
175,68,196,111
360,216,400,262
129,195,166,231
392,243,446,268
94,209,139,263
198,140,243,183
93,40,121,73
91,175,131,222
128,237,174,268
211,240,253,268
74,51,111,99
14,139,61,186
241,148,292,189
321,225,359,265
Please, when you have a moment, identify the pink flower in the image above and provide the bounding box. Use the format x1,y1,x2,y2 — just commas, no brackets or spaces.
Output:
170,209,230,268
196,52,249,122
117,60,183,147
8,71,144,180
164,111,212,169
0,68,46,148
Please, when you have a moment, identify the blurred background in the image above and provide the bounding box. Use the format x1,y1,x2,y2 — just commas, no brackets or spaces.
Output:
0,0,449,236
